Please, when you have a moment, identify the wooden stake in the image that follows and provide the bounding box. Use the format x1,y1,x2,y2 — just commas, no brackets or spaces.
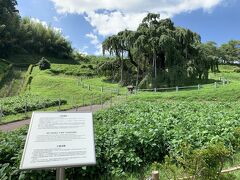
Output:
152,171,159,180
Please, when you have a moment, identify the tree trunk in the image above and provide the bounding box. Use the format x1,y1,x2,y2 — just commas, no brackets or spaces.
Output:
128,50,143,75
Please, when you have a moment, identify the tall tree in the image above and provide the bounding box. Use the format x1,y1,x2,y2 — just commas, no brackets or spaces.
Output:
0,0,19,57
219,40,240,64
102,13,217,87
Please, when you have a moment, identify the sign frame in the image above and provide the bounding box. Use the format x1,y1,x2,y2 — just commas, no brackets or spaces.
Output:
20,112,96,170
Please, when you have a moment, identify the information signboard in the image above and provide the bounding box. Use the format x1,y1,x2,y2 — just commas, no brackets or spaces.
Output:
20,112,96,170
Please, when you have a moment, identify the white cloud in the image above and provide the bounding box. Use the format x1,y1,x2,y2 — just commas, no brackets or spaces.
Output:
50,0,225,36
53,16,59,22
50,0,222,15
85,12,148,36
86,33,100,45
86,32,102,55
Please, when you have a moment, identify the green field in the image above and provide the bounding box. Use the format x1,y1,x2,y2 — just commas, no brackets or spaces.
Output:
1,64,240,179
0,63,126,123
0,62,9,81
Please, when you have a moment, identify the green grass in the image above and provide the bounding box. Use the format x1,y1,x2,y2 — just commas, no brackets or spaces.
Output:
1,64,240,178
0,66,27,97
0,62,9,80
0,64,127,123
50,63,96,76
29,66,125,101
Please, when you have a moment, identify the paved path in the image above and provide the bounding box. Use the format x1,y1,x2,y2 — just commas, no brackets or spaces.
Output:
0,104,104,132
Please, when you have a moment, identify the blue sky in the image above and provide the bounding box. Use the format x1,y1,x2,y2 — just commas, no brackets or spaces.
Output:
17,0,240,55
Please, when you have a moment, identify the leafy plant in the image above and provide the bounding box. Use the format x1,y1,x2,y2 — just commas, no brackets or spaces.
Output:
38,57,51,70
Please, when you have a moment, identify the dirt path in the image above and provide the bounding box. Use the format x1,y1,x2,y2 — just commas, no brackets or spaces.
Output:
0,104,104,132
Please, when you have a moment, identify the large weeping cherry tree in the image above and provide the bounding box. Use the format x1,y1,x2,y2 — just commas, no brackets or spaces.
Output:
101,13,218,88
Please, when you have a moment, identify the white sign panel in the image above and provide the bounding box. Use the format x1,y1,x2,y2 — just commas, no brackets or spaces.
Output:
20,112,96,170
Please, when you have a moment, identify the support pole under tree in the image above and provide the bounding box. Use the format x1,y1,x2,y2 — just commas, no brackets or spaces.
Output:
56,168,65,180
176,86,179,92
198,84,200,90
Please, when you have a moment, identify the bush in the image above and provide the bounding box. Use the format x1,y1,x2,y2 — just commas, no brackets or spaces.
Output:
233,67,240,73
38,57,51,70
88,64,94,69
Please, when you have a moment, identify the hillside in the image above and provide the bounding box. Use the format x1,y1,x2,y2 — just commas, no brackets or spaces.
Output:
1,64,240,179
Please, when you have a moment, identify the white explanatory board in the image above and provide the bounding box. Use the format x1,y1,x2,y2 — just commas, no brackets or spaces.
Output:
20,112,96,170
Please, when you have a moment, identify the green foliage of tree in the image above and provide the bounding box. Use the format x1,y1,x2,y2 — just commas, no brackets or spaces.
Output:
0,1,73,59
0,0,20,57
38,57,51,70
219,40,240,64
16,17,73,58
102,13,220,87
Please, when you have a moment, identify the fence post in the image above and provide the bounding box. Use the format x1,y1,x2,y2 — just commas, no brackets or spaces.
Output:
222,80,225,85
88,85,91,90
152,171,159,180
116,89,120,95
214,82,217,88
74,97,78,111
110,93,112,107
198,84,200,90
82,96,85,107
101,95,103,109
176,86,179,92
0,106,2,123
58,99,61,111
154,88,157,92
25,100,27,117
90,95,93,111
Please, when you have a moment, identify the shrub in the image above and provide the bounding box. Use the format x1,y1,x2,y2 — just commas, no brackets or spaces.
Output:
88,64,94,69
233,67,240,73
38,57,51,70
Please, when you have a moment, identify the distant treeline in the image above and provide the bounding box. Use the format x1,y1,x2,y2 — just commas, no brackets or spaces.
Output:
0,0,72,59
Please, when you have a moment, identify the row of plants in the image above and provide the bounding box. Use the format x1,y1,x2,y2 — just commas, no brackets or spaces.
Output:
0,94,67,116
0,101,239,179
0,63,13,84
49,64,97,77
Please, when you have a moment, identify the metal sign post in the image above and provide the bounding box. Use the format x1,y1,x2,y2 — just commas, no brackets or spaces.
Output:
56,168,65,180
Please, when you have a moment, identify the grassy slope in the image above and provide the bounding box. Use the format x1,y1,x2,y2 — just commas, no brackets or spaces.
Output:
0,62,9,80
130,65,240,102
1,64,240,178
0,66,27,97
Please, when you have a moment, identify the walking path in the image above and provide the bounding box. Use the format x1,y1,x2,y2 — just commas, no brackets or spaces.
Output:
0,104,103,132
